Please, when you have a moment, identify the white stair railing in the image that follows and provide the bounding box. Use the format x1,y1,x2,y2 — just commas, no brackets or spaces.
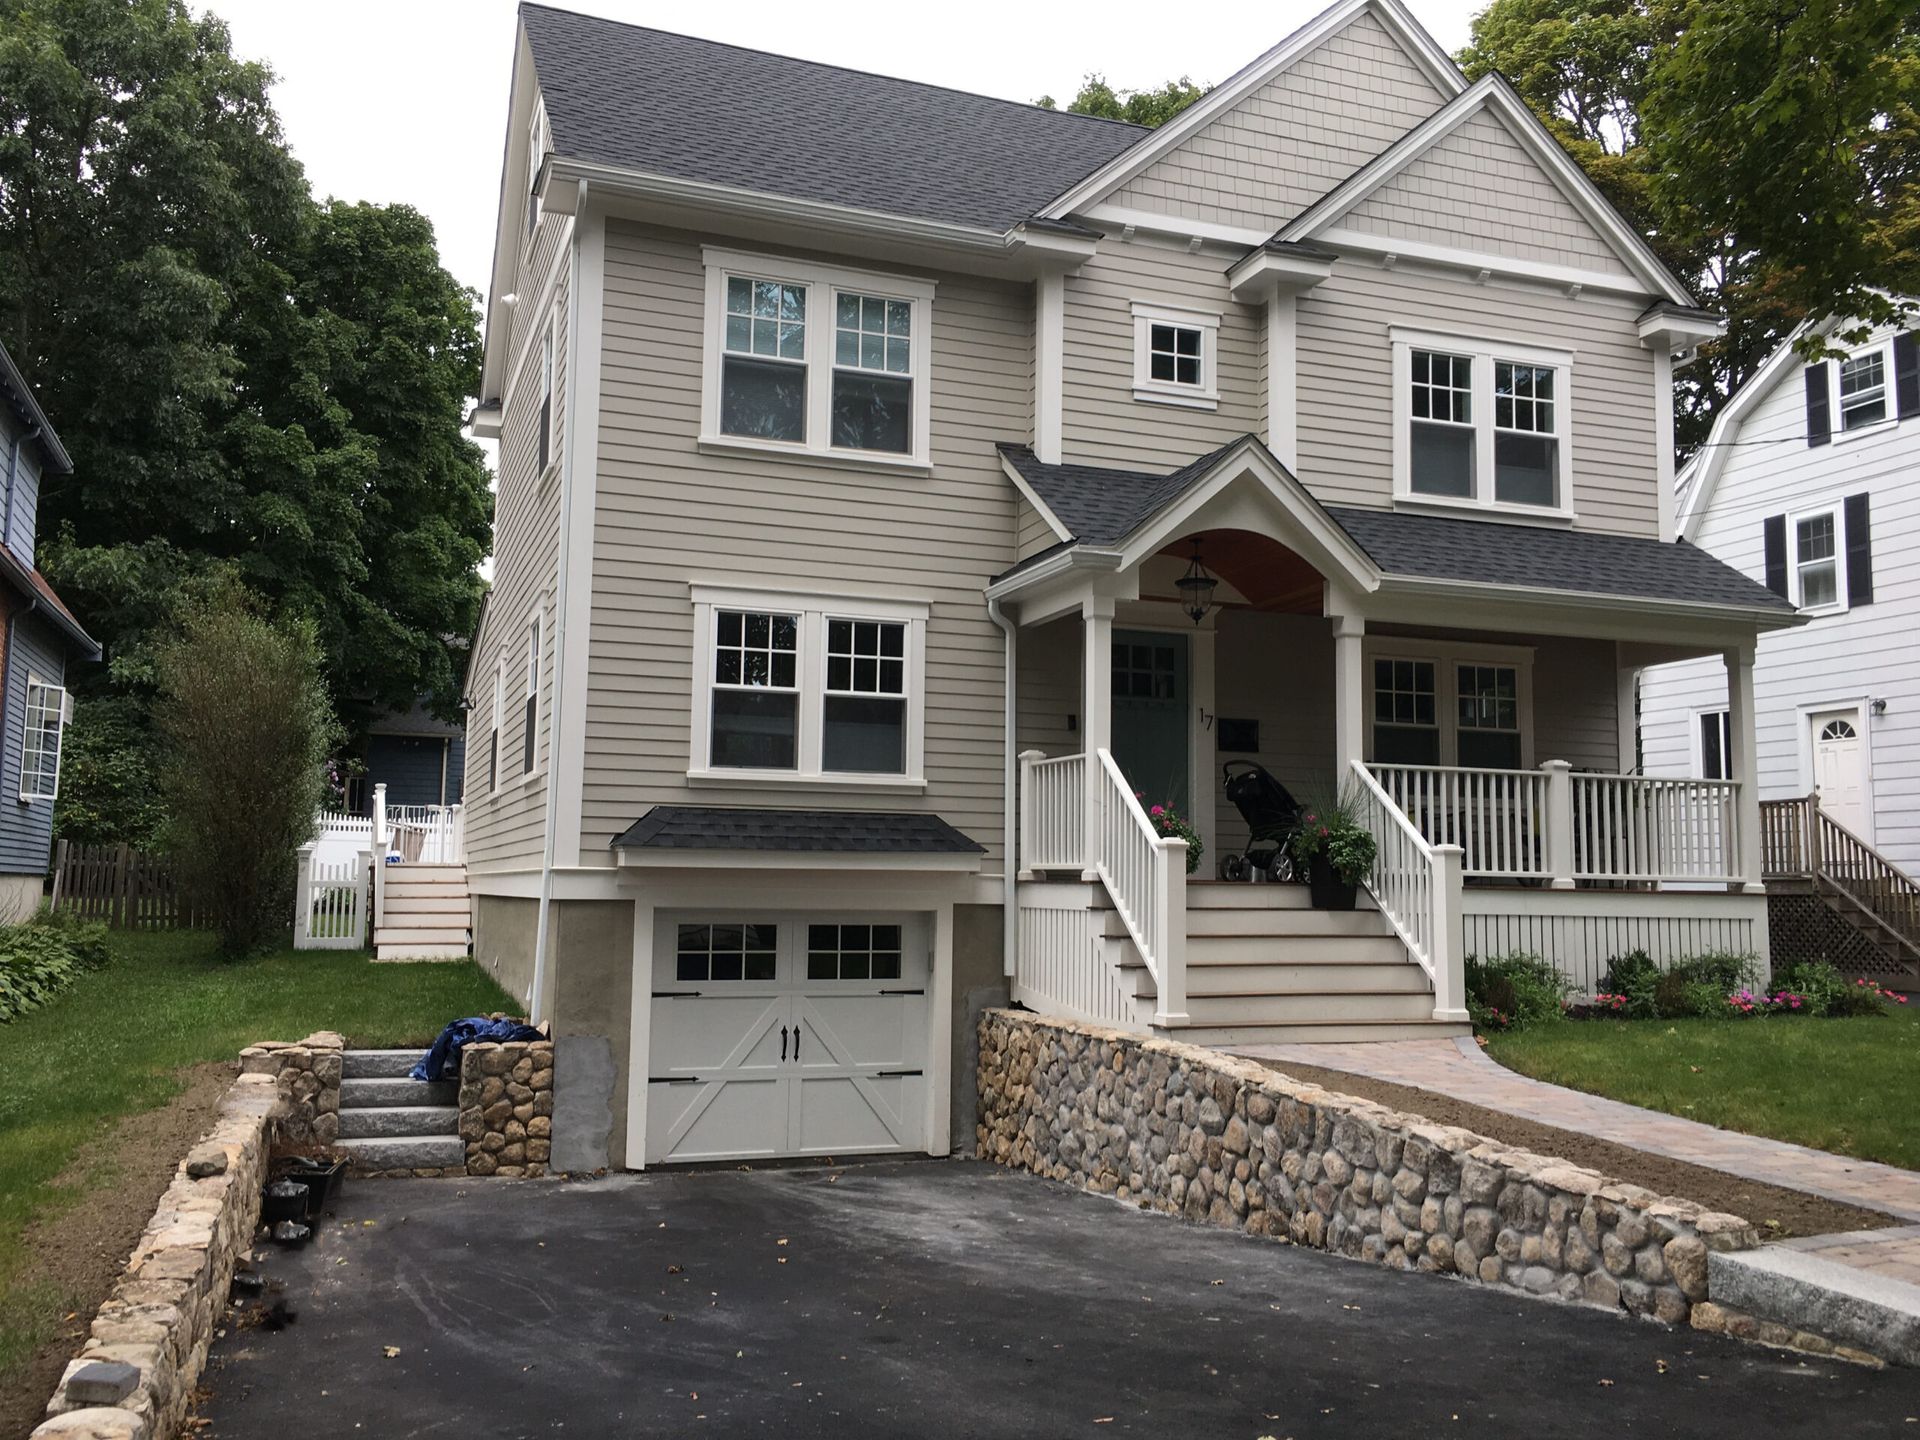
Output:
1018,750,1086,873
1092,748,1187,1026
1349,759,1466,1022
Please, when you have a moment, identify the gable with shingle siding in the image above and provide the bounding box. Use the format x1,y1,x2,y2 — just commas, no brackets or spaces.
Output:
1105,10,1448,233
1339,107,1629,277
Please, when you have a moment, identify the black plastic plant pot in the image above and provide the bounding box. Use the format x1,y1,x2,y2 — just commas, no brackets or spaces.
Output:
261,1179,310,1227
273,1157,346,1219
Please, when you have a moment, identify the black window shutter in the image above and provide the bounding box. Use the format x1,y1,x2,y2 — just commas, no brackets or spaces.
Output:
1804,363,1832,446
523,694,536,773
1896,332,1919,419
1845,492,1874,606
1762,514,1788,597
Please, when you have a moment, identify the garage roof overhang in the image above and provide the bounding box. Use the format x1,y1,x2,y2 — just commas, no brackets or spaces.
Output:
610,805,986,874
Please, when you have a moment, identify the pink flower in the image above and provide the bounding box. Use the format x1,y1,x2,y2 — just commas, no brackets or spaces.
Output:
1150,805,1165,817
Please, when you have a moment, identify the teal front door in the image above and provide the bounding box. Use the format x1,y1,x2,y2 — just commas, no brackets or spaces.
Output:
1111,630,1190,817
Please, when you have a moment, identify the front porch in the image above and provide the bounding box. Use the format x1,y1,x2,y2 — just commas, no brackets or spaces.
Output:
992,438,1787,1042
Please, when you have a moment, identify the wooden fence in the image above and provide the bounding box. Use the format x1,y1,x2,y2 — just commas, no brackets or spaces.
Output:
49,841,200,930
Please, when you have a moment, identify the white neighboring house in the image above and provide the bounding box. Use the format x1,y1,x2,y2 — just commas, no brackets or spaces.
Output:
1640,309,1920,984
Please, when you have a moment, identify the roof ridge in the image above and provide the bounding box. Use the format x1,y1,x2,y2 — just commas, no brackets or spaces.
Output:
518,3,1152,138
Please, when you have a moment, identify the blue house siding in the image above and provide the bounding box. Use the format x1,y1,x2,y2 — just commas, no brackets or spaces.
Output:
368,732,462,808
3,440,38,569
0,612,65,877
446,735,466,805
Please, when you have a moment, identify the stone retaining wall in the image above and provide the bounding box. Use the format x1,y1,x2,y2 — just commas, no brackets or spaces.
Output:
237,1032,343,1146
33,1072,287,1440
977,1010,1756,1329
459,1040,554,1177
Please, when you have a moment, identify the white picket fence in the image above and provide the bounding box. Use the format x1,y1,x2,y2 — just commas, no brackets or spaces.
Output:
295,846,367,950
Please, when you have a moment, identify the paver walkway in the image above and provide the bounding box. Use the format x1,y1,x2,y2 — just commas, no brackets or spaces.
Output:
1234,1035,1920,1297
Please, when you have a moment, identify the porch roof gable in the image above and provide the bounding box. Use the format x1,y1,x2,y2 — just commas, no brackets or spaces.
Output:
993,438,1800,620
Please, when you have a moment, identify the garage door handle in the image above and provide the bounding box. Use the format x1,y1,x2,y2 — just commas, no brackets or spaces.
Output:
648,1076,700,1085
793,1028,801,1061
877,988,924,995
780,1025,788,1061
653,990,702,998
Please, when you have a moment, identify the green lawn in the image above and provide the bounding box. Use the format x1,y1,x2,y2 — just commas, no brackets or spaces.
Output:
0,929,511,1386
1486,1006,1920,1171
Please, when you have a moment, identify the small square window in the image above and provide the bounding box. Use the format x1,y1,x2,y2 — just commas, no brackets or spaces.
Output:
1148,323,1203,387
806,922,904,981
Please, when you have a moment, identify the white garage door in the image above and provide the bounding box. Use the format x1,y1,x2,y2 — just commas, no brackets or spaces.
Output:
645,913,929,1165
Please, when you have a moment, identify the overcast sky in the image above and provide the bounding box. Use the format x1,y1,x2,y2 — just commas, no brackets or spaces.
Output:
207,0,1485,305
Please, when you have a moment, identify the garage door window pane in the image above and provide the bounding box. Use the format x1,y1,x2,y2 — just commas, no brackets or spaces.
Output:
807,922,903,981
677,922,777,982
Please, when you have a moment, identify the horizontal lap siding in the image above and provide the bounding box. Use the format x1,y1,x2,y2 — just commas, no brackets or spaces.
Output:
1016,499,1058,562
1295,265,1660,533
1342,109,1630,278
1062,241,1263,470
1108,10,1446,232
0,615,61,876
1212,611,1336,855
1532,639,1620,771
1642,326,1920,870
584,222,1029,865
465,221,569,873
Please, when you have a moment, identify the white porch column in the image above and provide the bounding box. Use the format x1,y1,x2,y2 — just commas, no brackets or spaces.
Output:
1332,614,1366,783
1541,759,1575,889
1725,643,1764,892
1082,598,1115,879
373,782,389,853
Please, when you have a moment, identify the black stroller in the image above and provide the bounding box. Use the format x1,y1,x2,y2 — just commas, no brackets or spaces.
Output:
1219,761,1304,883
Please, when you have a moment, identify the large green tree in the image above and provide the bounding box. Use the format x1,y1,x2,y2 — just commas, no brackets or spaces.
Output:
1461,0,1920,452
1037,75,1208,128
0,0,490,842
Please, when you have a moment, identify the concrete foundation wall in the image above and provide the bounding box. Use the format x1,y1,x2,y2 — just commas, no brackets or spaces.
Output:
472,894,539,1011
550,899,636,1170
950,903,1008,1152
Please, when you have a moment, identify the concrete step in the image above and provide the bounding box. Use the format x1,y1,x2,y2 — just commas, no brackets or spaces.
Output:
338,1105,459,1140
340,1076,457,1109
343,1049,424,1079
1710,1236,1920,1366
1183,989,1438,1026
337,1135,465,1172
1182,906,1391,938
1182,1018,1473,1046
1182,962,1432,997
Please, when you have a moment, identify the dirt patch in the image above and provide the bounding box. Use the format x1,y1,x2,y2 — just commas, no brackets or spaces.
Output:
0,1061,237,1439
1251,1057,1897,1242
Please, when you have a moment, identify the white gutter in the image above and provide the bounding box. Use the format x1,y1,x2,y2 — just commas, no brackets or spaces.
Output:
528,185,587,1024
986,597,1018,980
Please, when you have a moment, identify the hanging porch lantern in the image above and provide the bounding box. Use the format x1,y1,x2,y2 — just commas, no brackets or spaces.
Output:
1175,536,1218,626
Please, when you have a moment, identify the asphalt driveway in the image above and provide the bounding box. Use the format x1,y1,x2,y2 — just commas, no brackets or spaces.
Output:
197,1160,1920,1438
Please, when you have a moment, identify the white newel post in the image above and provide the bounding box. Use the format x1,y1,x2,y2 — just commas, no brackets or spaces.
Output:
294,841,315,947
370,839,387,934
1081,600,1114,881
1724,644,1764,893
1431,843,1468,1021
373,782,389,853
1541,759,1575,889
1155,839,1190,1027
1017,749,1044,879
1331,614,1366,781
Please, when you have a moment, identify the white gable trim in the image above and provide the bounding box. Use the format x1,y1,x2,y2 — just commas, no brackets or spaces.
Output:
1040,0,1464,222
1276,75,1694,308
1675,319,1822,542
998,453,1075,543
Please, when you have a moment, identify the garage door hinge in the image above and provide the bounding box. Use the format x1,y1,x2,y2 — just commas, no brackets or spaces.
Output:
877,988,925,995
873,1068,924,1078
652,990,702,998
648,1076,701,1084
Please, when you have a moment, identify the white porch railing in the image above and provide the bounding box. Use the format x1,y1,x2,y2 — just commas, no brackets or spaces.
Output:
1018,751,1085,873
1093,750,1188,1025
1366,761,1742,888
371,784,465,865
1349,760,1466,1021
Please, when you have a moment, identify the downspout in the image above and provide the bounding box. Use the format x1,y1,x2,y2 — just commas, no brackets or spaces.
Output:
986,597,1017,979
529,183,587,1025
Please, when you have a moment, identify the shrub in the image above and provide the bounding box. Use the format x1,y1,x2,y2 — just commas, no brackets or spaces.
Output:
1670,951,1758,992
1465,951,1568,1031
1599,950,1661,1018
1829,976,1911,1017
1772,959,1854,1016
158,591,341,958
0,918,112,1023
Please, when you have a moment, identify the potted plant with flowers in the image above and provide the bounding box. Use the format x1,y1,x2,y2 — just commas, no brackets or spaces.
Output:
1286,790,1377,910
1137,792,1203,875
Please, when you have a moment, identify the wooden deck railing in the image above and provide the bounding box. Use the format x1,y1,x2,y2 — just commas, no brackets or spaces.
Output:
1761,792,1920,961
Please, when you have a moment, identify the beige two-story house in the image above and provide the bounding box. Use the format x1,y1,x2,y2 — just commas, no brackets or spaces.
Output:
464,0,1798,1172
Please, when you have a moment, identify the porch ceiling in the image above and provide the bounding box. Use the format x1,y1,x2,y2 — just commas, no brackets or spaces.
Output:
1153,532,1323,614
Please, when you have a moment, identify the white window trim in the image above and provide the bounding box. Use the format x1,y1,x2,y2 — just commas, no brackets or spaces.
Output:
489,656,505,794
538,310,558,485
1362,637,1536,769
522,607,543,779
1130,301,1221,410
1689,706,1732,781
1831,340,1897,444
698,246,936,472
687,584,929,790
1787,503,1848,617
1390,326,1576,521
525,97,547,247
19,673,66,803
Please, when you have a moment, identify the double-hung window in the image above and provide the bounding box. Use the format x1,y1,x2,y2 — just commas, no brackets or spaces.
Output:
1372,659,1438,765
1394,329,1573,515
489,659,503,792
1455,664,1522,769
1792,509,1840,610
523,612,541,775
1369,645,1533,769
1131,303,1220,409
20,675,66,802
691,586,927,785
1837,347,1889,432
702,248,934,466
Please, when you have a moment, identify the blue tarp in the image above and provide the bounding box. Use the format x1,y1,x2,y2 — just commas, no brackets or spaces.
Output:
411,1016,544,1082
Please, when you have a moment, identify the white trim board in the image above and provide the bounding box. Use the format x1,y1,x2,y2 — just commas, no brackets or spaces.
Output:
1275,73,1693,308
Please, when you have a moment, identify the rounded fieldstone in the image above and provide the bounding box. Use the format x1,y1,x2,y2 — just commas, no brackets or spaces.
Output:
1494,1227,1523,1262
1477,1255,1503,1284
1601,1232,1634,1277
1664,1236,1709,1300
1635,1244,1669,1285
1652,1285,1689,1325
1613,1210,1650,1248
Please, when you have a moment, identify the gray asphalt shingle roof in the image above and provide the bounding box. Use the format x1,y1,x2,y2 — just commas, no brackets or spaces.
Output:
610,806,985,854
519,5,1148,233
1000,441,1794,614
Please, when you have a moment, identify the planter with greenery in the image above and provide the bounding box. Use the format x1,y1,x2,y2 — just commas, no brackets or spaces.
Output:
1286,792,1377,910
1138,797,1203,876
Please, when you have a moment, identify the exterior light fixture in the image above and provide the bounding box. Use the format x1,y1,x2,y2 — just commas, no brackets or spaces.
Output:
1176,536,1218,626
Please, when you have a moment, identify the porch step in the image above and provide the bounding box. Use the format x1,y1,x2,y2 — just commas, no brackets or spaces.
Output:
343,1049,425,1080
340,1076,457,1108
382,894,471,916
1182,1018,1473,1046
385,878,469,898
1183,989,1439,1026
1186,934,1407,966
1184,883,1372,911
1181,961,1432,997
373,926,470,946
338,1104,460,1140
1183,905,1387,937
336,1135,465,1172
